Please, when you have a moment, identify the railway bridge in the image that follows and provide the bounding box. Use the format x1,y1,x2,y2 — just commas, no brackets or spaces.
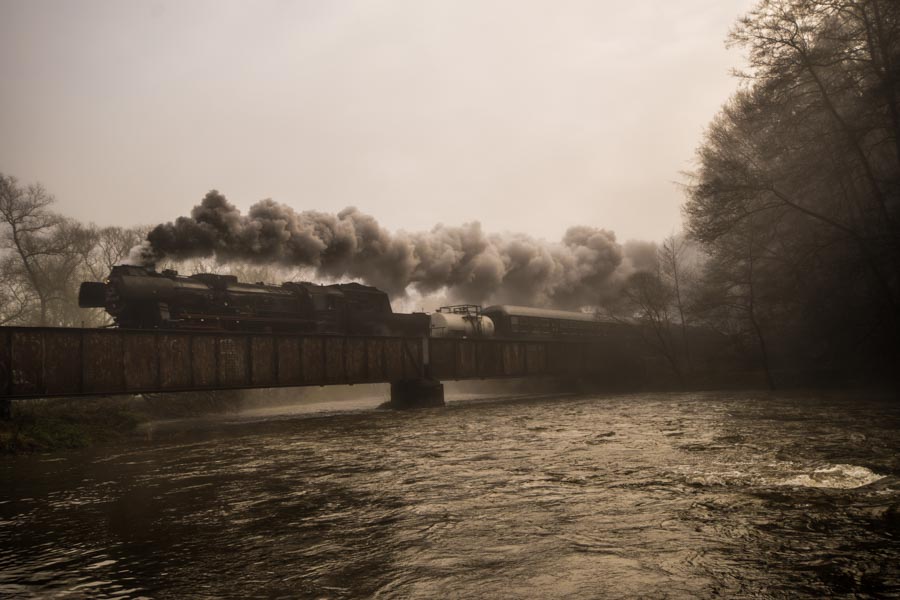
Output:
0,325,641,417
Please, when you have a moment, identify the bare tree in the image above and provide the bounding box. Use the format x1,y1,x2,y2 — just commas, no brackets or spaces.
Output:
619,268,686,386
659,234,695,374
0,262,33,325
78,224,150,281
692,217,778,389
0,174,66,325
731,0,899,221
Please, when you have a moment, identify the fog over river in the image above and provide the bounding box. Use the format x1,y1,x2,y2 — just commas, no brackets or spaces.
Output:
2,390,900,598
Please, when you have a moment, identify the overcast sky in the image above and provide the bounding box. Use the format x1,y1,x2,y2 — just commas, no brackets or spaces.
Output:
0,0,753,243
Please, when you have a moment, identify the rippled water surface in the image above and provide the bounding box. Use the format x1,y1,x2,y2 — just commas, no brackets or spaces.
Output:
2,390,900,599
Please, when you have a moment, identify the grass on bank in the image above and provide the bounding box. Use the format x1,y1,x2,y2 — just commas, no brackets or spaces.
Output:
1,397,143,453
0,391,245,453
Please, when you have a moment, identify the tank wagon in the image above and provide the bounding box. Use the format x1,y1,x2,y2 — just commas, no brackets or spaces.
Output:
79,265,428,336
428,305,495,338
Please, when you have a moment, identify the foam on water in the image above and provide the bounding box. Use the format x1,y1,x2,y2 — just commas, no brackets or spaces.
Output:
780,464,886,489
673,460,887,490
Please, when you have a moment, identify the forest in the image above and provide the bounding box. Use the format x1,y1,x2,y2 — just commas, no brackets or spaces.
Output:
683,0,900,387
603,0,898,388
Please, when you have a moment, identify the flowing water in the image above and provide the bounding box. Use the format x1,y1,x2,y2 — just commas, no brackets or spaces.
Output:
2,390,900,599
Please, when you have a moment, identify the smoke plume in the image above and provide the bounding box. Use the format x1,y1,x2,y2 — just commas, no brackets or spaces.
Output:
131,190,645,308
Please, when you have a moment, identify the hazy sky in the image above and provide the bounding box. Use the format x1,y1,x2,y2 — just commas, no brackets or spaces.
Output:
0,0,753,243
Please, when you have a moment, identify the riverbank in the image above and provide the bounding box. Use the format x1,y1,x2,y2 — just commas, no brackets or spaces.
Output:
0,386,386,453
0,397,144,453
0,391,246,453
0,380,559,452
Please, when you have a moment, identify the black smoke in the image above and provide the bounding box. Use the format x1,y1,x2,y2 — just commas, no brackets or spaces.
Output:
131,190,648,307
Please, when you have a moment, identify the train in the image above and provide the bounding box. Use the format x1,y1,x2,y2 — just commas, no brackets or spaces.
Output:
78,266,622,340
78,265,428,336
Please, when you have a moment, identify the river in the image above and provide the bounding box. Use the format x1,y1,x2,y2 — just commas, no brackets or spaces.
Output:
2,389,899,599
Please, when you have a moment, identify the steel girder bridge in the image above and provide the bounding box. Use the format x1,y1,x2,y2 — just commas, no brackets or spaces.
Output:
0,326,639,415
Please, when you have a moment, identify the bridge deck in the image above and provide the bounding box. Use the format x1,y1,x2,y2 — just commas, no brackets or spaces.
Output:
0,326,630,399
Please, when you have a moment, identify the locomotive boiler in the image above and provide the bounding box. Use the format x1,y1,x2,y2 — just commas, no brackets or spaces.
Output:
78,265,428,336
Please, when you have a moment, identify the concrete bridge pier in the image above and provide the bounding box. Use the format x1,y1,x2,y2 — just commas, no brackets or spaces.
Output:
389,378,445,409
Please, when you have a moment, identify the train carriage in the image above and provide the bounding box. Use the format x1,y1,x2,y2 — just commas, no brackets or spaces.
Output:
481,305,621,339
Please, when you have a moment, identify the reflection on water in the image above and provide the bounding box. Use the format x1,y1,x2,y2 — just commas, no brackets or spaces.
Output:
2,391,900,598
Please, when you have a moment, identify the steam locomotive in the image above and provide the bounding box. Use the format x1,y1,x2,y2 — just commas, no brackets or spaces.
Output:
78,265,428,336
79,266,620,340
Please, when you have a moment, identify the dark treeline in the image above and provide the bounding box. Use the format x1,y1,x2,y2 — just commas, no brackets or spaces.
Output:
2,0,898,390
615,0,900,388
684,0,900,386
